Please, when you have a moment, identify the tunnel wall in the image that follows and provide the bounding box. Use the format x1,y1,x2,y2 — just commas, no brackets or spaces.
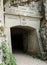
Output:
28,30,40,54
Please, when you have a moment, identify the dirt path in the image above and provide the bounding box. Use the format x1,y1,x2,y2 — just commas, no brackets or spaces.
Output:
13,53,47,65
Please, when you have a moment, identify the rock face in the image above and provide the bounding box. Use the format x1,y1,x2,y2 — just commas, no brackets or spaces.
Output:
40,20,47,51
40,0,47,55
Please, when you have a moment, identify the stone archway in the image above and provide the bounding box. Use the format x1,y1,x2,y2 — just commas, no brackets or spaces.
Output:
4,14,42,54
8,26,40,54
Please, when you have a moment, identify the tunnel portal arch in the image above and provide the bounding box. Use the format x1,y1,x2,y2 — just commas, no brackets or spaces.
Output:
5,14,41,54
9,26,40,54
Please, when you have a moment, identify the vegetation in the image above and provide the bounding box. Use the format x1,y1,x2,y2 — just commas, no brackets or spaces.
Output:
0,26,17,65
31,53,47,60
1,40,17,65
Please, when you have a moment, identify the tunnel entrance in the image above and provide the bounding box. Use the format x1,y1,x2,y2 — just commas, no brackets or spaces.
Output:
10,26,39,54
10,27,29,53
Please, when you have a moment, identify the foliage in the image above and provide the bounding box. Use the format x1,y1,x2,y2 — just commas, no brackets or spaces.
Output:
1,40,17,65
0,26,4,32
0,62,5,65
0,26,16,65
31,53,47,60
32,53,42,59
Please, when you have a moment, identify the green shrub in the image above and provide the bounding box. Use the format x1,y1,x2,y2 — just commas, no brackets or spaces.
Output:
1,40,17,65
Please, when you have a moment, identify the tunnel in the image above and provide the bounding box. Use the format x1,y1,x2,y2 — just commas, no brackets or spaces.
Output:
10,27,29,53
10,26,39,54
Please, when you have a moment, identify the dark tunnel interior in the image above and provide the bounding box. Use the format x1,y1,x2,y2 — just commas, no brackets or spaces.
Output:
11,33,24,52
10,27,29,53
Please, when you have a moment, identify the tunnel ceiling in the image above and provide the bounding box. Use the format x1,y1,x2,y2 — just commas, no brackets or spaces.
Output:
10,26,35,36
11,26,35,31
